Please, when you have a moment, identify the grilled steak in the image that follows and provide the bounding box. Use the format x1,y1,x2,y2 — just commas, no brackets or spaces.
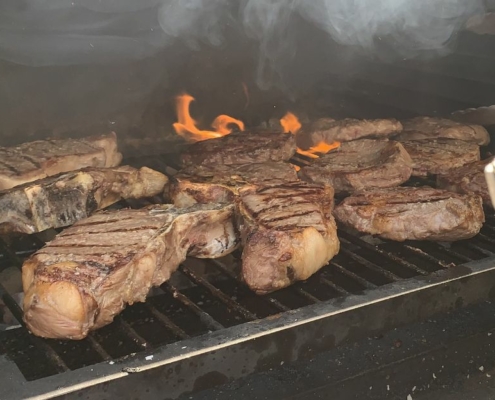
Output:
170,162,299,207
0,166,168,235
22,203,238,340
437,158,494,207
401,139,480,176
0,132,122,190
334,187,484,242
237,182,339,294
396,116,490,145
180,131,296,167
297,118,402,149
299,139,413,194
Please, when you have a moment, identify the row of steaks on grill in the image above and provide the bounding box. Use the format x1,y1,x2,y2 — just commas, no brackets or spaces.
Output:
0,116,490,339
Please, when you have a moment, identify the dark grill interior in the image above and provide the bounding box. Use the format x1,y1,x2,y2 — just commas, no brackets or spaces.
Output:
1,152,495,382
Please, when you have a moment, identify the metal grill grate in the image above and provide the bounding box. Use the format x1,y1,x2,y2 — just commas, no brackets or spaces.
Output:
1,154,495,384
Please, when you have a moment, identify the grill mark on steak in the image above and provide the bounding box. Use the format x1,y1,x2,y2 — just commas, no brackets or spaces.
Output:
0,159,19,174
18,154,42,168
248,200,315,219
59,226,163,237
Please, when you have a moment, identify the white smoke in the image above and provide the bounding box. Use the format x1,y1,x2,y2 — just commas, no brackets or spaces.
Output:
0,0,486,77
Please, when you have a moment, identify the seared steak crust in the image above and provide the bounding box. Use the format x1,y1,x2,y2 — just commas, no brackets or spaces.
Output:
0,132,122,190
437,158,494,206
0,166,168,234
171,162,299,207
333,187,484,242
22,203,238,339
397,117,490,145
299,139,413,194
297,118,402,149
401,139,480,176
180,131,296,167
237,182,339,294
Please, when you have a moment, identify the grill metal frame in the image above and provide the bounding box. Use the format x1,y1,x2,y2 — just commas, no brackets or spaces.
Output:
1,153,495,399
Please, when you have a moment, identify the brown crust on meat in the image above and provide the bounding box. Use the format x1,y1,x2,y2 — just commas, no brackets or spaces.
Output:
299,139,412,194
333,187,485,242
401,139,480,176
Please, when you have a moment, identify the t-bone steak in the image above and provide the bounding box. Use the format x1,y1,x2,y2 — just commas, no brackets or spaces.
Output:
437,158,494,207
299,139,413,194
22,203,239,340
0,166,168,234
333,187,484,242
0,132,122,190
400,139,480,176
180,131,297,167
296,118,403,150
236,182,339,294
396,116,490,145
170,162,299,207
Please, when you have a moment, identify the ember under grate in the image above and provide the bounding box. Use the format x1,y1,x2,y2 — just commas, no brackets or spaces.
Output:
1,153,495,384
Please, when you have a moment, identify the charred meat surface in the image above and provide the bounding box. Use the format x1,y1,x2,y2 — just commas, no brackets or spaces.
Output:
0,166,168,234
397,116,490,145
437,158,494,207
171,162,299,207
180,131,297,167
334,187,484,242
297,118,402,149
0,132,122,190
22,203,238,340
401,139,480,177
237,182,339,294
299,139,413,194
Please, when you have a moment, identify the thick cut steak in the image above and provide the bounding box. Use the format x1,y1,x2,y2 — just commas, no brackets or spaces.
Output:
0,166,168,234
180,131,296,167
299,139,413,194
334,187,484,242
397,117,490,145
0,132,122,190
401,139,480,176
170,162,299,207
22,203,238,340
297,118,402,149
237,182,339,294
437,158,494,207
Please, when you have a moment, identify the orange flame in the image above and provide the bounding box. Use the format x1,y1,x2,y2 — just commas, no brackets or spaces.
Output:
173,94,244,142
280,112,302,134
280,112,340,158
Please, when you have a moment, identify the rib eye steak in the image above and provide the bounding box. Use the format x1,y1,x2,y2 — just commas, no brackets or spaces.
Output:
180,131,296,167
296,118,403,150
396,116,490,145
437,158,494,207
333,187,484,242
299,139,413,194
400,139,480,176
236,182,339,294
0,166,168,234
170,162,299,207
22,203,238,340
0,132,122,190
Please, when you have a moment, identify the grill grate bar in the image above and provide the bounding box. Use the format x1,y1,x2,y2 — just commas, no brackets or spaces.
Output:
330,261,377,289
161,283,225,331
339,233,429,276
293,287,321,303
86,335,112,361
143,303,190,340
464,242,494,257
180,265,259,321
116,317,149,349
402,245,452,268
339,248,400,281
210,258,291,312
318,276,351,295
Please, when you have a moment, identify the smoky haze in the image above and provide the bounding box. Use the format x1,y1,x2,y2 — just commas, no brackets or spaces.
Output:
0,0,485,81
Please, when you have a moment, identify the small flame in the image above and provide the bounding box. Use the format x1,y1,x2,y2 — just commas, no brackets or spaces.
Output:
280,112,302,134
292,164,301,171
173,93,244,142
280,112,340,158
296,141,341,159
